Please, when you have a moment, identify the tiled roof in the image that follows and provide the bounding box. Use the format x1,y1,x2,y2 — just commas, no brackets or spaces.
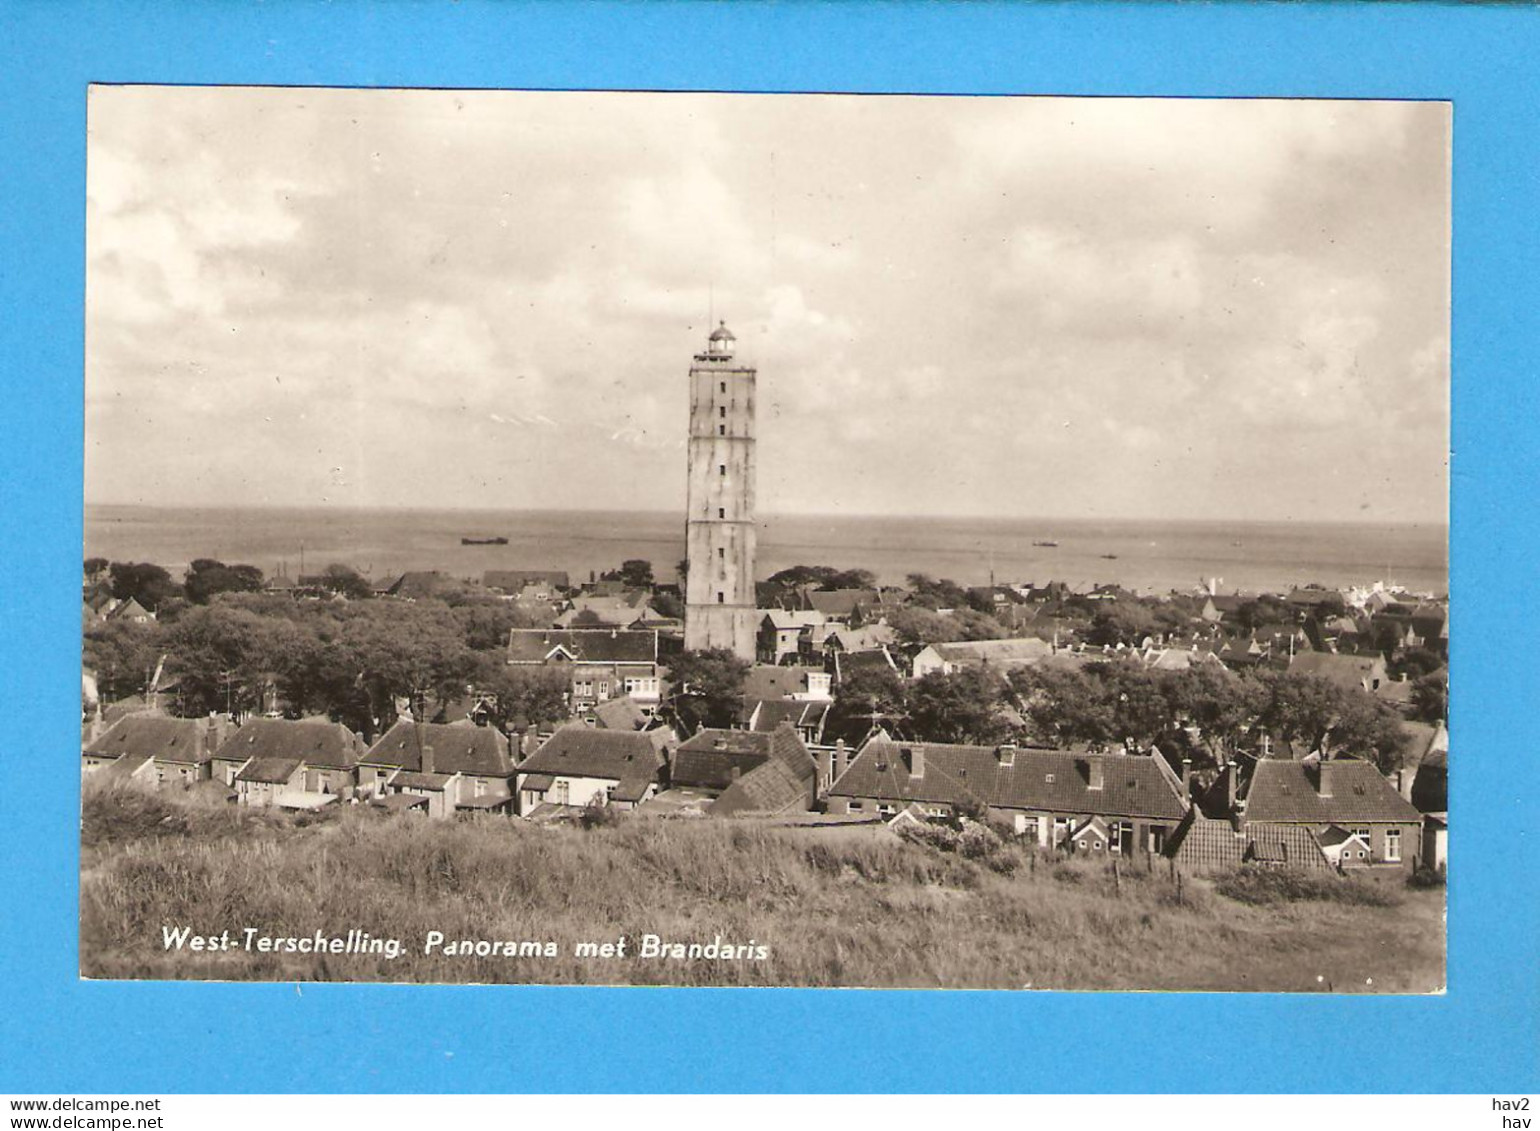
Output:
931,638,1053,666
710,756,815,816
1288,651,1382,690
593,696,649,731
518,725,663,796
805,589,881,617
98,752,154,781
742,665,819,701
1243,758,1421,824
361,720,513,777
236,756,304,785
507,629,659,664
84,716,218,765
833,649,898,681
1168,811,1245,871
484,570,570,592
391,770,455,790
826,624,897,652
1247,825,1332,868
674,726,817,794
829,741,1189,820
214,718,363,770
761,609,826,631
744,699,830,733
520,773,555,791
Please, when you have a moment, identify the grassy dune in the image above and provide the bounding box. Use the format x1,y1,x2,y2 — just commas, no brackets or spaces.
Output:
80,781,1445,992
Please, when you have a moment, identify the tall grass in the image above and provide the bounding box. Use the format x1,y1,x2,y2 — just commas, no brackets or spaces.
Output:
79,782,1445,992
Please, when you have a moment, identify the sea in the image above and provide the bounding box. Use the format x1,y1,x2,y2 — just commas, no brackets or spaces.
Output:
84,505,1449,598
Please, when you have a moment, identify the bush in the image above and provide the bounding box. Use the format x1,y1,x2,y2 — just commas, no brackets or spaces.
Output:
1214,867,1402,908
1407,863,1446,890
895,821,961,853
956,821,1003,860
577,801,624,830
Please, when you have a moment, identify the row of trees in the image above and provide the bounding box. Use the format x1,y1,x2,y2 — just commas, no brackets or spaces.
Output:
825,659,1416,774
83,591,567,740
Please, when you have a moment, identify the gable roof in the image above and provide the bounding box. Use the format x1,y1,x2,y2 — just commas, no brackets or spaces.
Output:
1288,651,1383,691
507,628,660,665
84,716,218,765
761,609,826,631
484,569,570,593
674,726,817,795
742,665,820,701
709,750,817,816
235,756,305,785
1243,757,1421,825
928,637,1054,668
804,589,881,618
361,720,513,777
829,741,1188,820
593,696,649,731
744,698,830,734
518,725,664,795
214,718,364,770
1247,824,1332,868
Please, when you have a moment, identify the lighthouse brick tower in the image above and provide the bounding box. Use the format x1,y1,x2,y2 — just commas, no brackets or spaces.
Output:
684,321,758,661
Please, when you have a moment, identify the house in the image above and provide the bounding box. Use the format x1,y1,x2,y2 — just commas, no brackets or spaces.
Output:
359,720,515,817
910,637,1053,680
1288,650,1388,694
822,622,898,656
757,609,827,665
826,739,1190,857
1238,754,1425,873
82,714,227,786
514,725,665,814
741,698,831,747
385,571,451,600
1200,595,1244,624
800,588,884,624
670,725,818,815
1314,826,1374,869
592,695,650,732
106,596,154,624
742,664,832,702
234,757,312,808
555,591,657,629
507,628,662,711
829,648,900,686
483,569,570,597
211,717,365,792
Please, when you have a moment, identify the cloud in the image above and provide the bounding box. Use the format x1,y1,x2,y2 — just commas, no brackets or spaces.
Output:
84,88,1449,523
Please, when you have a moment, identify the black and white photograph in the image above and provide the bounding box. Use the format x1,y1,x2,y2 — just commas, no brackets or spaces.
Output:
80,86,1449,992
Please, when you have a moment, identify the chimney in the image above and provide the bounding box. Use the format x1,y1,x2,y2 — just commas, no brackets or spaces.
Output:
997,741,1016,768
1225,761,1238,811
1180,757,1192,794
713,736,728,750
1317,760,1334,798
1086,754,1104,791
422,743,436,776
907,745,925,779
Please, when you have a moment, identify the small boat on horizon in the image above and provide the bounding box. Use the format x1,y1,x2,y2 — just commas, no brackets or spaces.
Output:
461,536,509,545
1033,540,1059,548
1100,553,1119,560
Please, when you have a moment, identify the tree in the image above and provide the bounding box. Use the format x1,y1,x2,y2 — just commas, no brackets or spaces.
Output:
320,563,373,600
908,668,1010,745
666,648,750,731
1166,665,1265,765
454,599,539,652
906,573,969,610
570,608,606,627
1084,602,1157,647
475,659,571,733
108,561,182,610
1410,671,1448,724
83,557,109,578
161,604,280,717
83,618,164,703
183,559,265,605
1389,647,1443,682
887,606,959,646
601,559,655,589
1011,666,1118,747
824,568,877,591
827,664,910,741
650,590,685,619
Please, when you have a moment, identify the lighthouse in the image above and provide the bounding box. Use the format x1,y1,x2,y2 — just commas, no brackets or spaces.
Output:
683,321,758,660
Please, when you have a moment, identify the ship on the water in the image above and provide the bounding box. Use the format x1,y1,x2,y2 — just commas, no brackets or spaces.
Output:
1033,540,1059,548
460,536,509,545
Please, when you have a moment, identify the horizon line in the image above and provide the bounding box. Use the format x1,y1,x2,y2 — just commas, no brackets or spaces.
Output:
83,499,1450,529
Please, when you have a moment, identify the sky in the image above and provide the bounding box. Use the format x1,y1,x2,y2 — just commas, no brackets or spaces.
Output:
85,88,1450,524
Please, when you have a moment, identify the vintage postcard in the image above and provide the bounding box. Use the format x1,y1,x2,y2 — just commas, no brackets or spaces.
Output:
80,86,1449,991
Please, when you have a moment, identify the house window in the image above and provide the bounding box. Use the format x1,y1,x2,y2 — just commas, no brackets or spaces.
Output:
718,508,725,519
597,681,609,698
718,548,725,559
1354,828,1372,848
475,779,487,797
717,592,725,604
719,406,726,418
718,425,725,436
720,381,726,393
719,464,726,477
1386,829,1401,862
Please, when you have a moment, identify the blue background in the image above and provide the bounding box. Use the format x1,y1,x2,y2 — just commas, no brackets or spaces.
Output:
2,0,1535,1094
